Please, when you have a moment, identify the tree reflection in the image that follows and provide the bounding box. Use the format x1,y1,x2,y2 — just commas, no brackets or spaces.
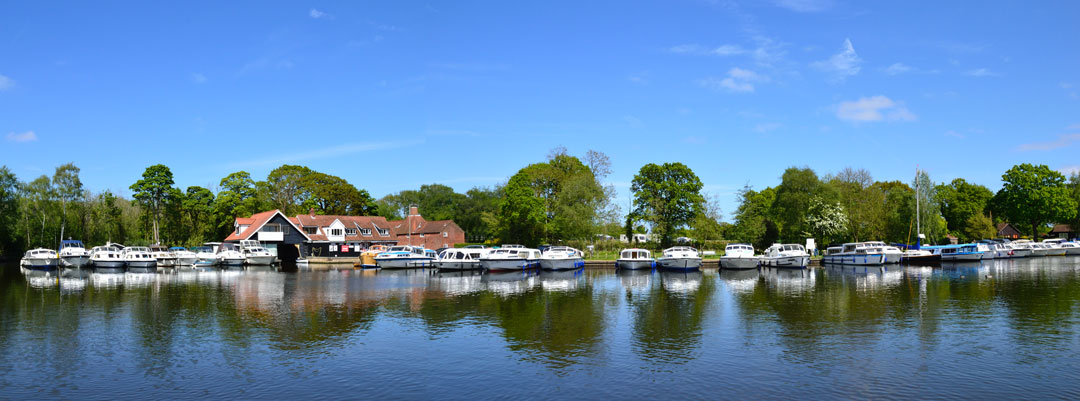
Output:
630,271,715,365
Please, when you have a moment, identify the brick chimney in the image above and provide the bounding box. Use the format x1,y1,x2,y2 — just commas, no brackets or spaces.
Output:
309,208,316,217
409,206,419,216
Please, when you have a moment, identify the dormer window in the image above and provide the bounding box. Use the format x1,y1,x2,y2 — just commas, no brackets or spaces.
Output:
360,228,372,236
376,227,389,236
345,228,357,236
304,227,317,235
330,229,343,236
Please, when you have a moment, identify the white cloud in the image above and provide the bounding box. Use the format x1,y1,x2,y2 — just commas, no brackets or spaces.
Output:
669,44,703,54
5,131,37,143
711,45,745,56
0,74,13,90
774,0,833,12
835,95,917,123
309,9,330,19
191,73,207,84
944,130,964,139
699,67,768,93
812,38,862,82
884,63,911,75
669,37,786,68
669,43,744,56
1017,134,1080,151
966,68,998,77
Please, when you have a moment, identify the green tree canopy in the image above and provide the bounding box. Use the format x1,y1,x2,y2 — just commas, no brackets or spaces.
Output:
630,162,704,247
771,167,828,243
994,163,1077,237
498,172,547,246
937,178,994,241
130,164,174,244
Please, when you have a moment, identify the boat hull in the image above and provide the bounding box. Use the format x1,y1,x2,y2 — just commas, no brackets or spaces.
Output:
762,256,809,268
376,257,435,269
435,260,483,270
941,252,982,261
884,253,903,264
480,258,536,271
719,256,759,269
220,258,245,267
21,258,59,271
91,260,126,270
901,254,941,265
176,257,197,266
61,255,91,268
615,259,654,270
823,254,886,266
1010,249,1032,258
126,260,158,269
657,257,702,271
245,256,276,266
156,258,176,267
1066,247,1080,255
539,258,585,271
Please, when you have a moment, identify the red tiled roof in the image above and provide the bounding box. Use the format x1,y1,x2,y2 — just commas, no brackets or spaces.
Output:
224,210,308,242
389,217,461,236
236,217,256,225
294,214,395,242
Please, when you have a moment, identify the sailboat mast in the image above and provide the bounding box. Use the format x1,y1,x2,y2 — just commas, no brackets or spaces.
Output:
916,166,921,244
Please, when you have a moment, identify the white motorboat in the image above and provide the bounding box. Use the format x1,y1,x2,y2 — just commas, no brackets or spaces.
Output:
148,245,177,267
20,248,59,271
925,244,983,261
981,242,1012,259
1007,240,1034,258
719,243,759,269
615,248,655,270
861,241,903,264
539,246,585,270
1058,241,1080,255
823,243,887,265
975,242,996,260
656,246,702,271
435,248,488,270
171,247,198,266
1041,239,1069,256
239,240,277,265
59,240,91,268
375,245,437,268
122,246,158,269
193,245,218,267
760,244,810,268
479,247,542,271
89,244,126,270
1030,242,1054,257
217,243,246,267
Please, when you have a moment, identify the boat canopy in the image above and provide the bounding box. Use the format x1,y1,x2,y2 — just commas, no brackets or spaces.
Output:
620,248,651,259
61,240,85,248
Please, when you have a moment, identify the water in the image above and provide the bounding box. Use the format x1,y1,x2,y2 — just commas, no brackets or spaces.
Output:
3,259,1080,400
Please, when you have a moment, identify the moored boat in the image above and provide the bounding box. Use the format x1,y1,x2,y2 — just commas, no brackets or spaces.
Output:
823,242,886,266
375,245,436,268
239,240,277,265
479,247,541,271
1008,240,1034,258
862,241,903,264
615,248,655,270
539,246,585,270
217,243,245,267
193,245,218,267
149,245,177,267
20,248,59,271
719,243,759,269
359,245,389,268
760,243,809,268
123,246,158,270
925,244,983,261
1041,239,1069,256
172,247,198,266
435,248,487,270
656,246,703,271
59,240,91,268
901,249,941,265
89,244,126,270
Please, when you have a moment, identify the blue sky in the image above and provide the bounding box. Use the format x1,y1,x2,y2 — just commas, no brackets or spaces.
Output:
2,1,1078,218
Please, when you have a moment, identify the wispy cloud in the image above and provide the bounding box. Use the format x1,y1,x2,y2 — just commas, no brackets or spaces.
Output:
5,131,37,143
627,71,648,85
1017,125,1080,151
668,44,744,56
773,0,833,12
426,129,480,137
883,62,940,76
965,68,999,77
309,9,331,19
1060,165,1080,176
698,67,768,93
227,140,423,168
669,37,785,68
835,95,916,123
812,38,862,82
0,74,13,91
191,73,207,84
944,130,964,139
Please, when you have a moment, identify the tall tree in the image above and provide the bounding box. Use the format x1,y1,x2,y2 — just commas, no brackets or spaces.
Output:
770,167,828,243
937,178,994,241
23,175,55,248
264,164,315,215
730,185,777,248
130,164,175,244
52,163,84,245
0,166,19,256
803,196,848,246
994,164,1077,237
183,186,215,245
498,172,547,246
826,167,884,242
630,162,704,247
913,170,947,244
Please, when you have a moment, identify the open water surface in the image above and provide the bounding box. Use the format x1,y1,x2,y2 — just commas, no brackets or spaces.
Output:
4,258,1080,400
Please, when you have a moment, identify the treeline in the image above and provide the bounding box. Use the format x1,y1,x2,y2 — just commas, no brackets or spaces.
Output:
727,164,1080,249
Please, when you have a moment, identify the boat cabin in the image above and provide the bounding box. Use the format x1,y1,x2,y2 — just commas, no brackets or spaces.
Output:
61,240,85,249
619,248,652,260
441,249,485,261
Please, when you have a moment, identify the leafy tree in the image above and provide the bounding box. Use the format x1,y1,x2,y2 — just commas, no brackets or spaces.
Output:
630,162,704,247
1068,173,1080,232
826,167,883,242
770,167,828,243
937,178,994,241
380,184,465,221
0,166,19,256
52,163,84,245
213,171,263,240
265,164,315,215
690,193,724,241
23,175,55,248
874,181,915,244
305,172,374,215
455,187,501,242
730,185,776,248
804,196,848,246
130,164,175,244
913,170,947,244
498,172,547,246
963,213,996,241
183,186,215,245
994,164,1077,237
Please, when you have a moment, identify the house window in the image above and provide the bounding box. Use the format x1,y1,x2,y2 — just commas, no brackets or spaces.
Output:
360,228,372,236
420,234,425,238
377,228,389,236
330,229,343,236
262,224,281,232
443,232,448,238
345,228,357,236
304,227,317,235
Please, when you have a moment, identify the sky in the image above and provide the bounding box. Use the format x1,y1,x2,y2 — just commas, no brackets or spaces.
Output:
2,1,1079,219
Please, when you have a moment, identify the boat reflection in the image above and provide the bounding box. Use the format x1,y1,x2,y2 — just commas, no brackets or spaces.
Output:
539,268,585,292
632,270,715,365
760,267,815,294
428,270,484,296
719,268,760,294
659,271,703,295
482,270,540,296
616,268,653,291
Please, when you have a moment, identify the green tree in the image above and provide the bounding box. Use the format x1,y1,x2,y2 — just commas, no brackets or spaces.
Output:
826,167,883,242
305,172,375,215
630,162,704,247
804,196,848,246
913,170,947,244
130,164,175,244
874,181,915,244
0,166,19,256
1068,172,1080,232
455,187,501,242
963,213,996,241
264,164,315,215
730,185,776,248
770,167,828,243
183,186,215,245
22,175,55,248
690,193,724,241
213,171,263,240
994,164,1077,237
498,172,547,246
937,178,994,241
52,163,84,246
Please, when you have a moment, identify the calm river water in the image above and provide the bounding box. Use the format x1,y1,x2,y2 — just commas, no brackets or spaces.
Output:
4,258,1080,400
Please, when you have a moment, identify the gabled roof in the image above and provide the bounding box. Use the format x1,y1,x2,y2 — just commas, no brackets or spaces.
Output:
294,214,395,242
1051,224,1075,233
389,217,461,236
224,210,310,242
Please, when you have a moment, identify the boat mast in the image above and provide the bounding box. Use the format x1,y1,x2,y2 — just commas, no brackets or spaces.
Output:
916,166,921,248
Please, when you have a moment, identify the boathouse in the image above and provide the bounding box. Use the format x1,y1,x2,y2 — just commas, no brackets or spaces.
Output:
293,210,399,258
996,223,1023,239
223,209,309,263
1049,224,1076,239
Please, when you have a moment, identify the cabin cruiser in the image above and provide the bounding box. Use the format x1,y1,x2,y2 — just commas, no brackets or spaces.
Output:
925,244,983,261
479,247,542,271
59,240,91,268
862,241,903,264
122,246,158,269
217,243,246,267
1007,240,1034,258
1041,239,1070,256
358,245,389,268
974,242,996,260
656,246,702,271
148,245,177,267
616,248,655,270
375,245,437,268
823,243,886,265
978,241,1012,259
760,244,810,268
901,249,941,264
171,247,198,266
719,243,759,269
1029,242,1055,257
1055,241,1080,255
539,246,585,270
89,244,126,270
193,246,218,267
436,248,488,270
20,248,59,271
239,240,277,265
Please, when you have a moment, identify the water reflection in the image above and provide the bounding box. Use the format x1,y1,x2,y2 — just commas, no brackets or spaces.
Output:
631,271,715,365
719,268,760,295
